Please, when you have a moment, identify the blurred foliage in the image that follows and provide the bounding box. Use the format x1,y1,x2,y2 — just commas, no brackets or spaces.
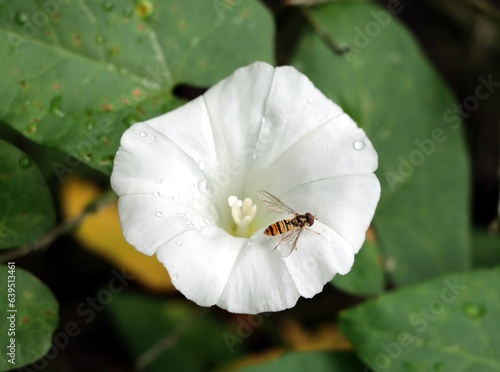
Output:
0,0,499,371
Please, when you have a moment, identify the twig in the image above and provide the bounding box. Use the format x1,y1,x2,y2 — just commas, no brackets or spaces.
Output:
0,190,117,262
134,308,209,371
301,6,350,55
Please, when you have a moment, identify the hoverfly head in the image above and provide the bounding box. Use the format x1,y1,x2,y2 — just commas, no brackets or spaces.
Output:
306,212,316,227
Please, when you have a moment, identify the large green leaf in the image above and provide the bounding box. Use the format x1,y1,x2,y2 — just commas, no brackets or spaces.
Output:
107,293,243,372
332,240,385,296
292,3,470,286
339,268,500,371
0,140,55,248
0,0,274,174
238,351,366,371
0,265,59,370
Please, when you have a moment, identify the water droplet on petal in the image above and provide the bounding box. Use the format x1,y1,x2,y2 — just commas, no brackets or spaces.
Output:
156,212,163,217
323,147,328,151
18,156,31,169
150,136,156,141
307,97,314,104
198,160,206,170
172,273,178,281
261,117,266,124
203,218,210,225
202,141,207,148
176,241,182,246
156,179,162,184
140,131,147,137
276,85,281,91
183,223,190,228
153,191,160,197
462,302,486,319
193,222,202,232
197,179,208,194
353,140,366,150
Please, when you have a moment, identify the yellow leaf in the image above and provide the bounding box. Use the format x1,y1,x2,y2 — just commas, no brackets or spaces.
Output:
60,176,175,293
279,317,352,351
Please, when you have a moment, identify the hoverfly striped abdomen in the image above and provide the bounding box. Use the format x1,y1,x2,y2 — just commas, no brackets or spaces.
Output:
263,213,315,237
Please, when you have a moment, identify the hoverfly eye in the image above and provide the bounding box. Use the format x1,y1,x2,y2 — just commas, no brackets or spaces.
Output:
307,213,315,226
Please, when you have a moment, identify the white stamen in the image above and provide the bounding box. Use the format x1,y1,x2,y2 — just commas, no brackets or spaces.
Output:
228,195,258,237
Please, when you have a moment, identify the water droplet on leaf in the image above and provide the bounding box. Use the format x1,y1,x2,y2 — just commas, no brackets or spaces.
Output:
462,302,486,319
95,34,105,44
15,12,28,26
18,156,31,168
102,1,114,11
353,140,366,150
49,96,65,118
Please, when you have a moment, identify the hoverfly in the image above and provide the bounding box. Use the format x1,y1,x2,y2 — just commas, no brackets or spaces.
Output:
256,190,318,258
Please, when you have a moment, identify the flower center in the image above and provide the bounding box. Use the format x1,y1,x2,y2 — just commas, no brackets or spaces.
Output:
228,195,257,237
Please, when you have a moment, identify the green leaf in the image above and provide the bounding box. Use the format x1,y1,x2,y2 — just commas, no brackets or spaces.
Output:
107,293,243,372
292,3,470,286
0,140,56,248
472,229,500,268
238,351,366,372
338,267,500,372
332,240,385,296
0,0,274,174
0,265,59,370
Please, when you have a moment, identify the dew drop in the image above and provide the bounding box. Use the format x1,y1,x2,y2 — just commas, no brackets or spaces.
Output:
140,131,147,137
156,212,163,217
193,222,202,232
86,120,94,131
156,179,162,184
261,117,266,124
95,34,105,44
202,141,207,148
462,302,486,319
176,241,182,246
307,97,314,104
197,179,208,194
323,147,328,151
203,218,210,225
172,273,178,281
18,156,31,169
49,96,65,118
276,85,281,91
183,223,190,228
15,12,28,26
198,160,206,170
102,1,115,11
153,191,160,197
353,140,366,150
150,136,156,141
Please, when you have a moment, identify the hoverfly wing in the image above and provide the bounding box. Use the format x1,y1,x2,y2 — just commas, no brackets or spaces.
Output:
256,190,297,215
275,228,303,258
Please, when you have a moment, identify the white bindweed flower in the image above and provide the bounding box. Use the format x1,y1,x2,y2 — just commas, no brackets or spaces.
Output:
111,62,380,314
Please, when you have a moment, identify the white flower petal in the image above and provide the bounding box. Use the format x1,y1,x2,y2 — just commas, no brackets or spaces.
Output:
253,115,377,197
283,220,355,298
117,194,210,256
280,175,381,253
155,228,243,306
217,234,301,314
